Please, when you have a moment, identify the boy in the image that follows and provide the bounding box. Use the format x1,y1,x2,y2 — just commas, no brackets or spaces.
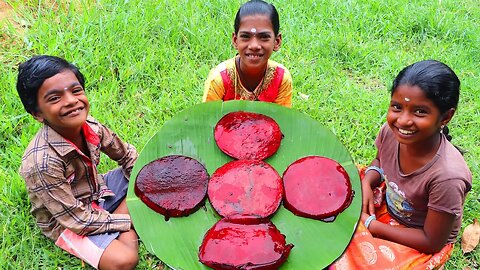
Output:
17,55,139,270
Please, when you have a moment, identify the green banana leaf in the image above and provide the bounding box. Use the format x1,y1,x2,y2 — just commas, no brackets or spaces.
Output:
127,100,361,270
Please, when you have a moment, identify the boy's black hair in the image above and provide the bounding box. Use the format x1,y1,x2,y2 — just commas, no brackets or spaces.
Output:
391,60,462,147
234,0,280,36
16,55,85,114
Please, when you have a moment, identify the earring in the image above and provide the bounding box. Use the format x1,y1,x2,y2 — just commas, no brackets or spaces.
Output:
440,125,445,134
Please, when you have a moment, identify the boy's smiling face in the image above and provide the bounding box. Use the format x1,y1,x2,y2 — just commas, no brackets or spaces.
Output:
33,70,89,139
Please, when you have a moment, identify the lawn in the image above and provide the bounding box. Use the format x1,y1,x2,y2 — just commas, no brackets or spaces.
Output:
0,0,478,269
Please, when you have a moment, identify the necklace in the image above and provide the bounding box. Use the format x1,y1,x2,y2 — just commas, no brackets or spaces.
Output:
235,57,267,100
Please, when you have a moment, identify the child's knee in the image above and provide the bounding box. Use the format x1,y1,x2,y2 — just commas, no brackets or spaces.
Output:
114,247,139,269
101,252,138,270
120,251,139,269
99,242,139,270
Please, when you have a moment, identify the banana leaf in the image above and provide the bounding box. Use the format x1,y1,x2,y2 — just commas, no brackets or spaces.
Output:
127,100,361,269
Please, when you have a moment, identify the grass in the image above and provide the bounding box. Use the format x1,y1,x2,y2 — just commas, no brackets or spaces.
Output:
1,0,479,269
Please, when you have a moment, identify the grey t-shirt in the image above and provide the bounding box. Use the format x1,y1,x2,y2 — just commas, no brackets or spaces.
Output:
375,124,472,243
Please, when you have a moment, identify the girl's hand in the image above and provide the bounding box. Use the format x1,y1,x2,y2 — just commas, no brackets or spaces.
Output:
360,212,370,223
360,212,377,234
361,180,376,216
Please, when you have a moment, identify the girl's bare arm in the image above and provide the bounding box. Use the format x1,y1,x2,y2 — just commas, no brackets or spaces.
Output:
365,209,455,253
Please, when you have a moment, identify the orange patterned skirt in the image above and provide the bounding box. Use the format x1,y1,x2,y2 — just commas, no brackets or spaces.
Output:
329,166,454,270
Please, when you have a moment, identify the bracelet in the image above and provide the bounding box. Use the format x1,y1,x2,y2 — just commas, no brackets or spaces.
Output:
365,166,385,183
364,215,376,229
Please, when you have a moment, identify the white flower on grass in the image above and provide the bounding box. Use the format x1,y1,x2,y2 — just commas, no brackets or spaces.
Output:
298,92,309,100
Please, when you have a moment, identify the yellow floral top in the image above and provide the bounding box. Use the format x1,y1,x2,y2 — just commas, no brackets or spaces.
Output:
203,56,292,107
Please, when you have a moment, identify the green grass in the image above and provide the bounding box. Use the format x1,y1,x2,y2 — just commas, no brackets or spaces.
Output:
1,0,479,269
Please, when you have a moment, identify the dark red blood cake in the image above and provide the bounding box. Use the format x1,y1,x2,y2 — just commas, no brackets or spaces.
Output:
199,217,293,270
208,160,283,218
134,155,209,220
214,111,282,160
282,156,353,221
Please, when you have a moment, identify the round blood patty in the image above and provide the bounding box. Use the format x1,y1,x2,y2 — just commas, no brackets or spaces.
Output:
282,156,353,220
214,111,282,160
199,217,293,270
208,160,283,218
134,155,209,219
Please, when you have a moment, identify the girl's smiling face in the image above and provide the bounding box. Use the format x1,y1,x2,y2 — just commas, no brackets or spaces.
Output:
33,70,90,139
386,84,453,146
232,14,281,76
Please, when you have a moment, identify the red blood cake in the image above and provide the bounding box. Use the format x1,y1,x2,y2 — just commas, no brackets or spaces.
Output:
282,156,353,221
134,155,209,220
208,160,283,218
199,217,293,270
214,111,282,160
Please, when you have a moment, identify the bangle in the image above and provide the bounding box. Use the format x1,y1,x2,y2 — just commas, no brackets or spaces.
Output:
365,166,385,183
364,215,376,229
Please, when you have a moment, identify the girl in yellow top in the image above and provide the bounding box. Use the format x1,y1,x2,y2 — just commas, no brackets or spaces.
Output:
203,0,292,108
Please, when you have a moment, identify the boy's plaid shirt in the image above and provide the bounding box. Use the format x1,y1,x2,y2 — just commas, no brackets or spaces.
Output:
19,116,137,241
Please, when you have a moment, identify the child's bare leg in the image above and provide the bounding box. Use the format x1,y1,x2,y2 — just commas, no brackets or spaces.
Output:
98,198,139,270
98,234,139,270
113,197,130,215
